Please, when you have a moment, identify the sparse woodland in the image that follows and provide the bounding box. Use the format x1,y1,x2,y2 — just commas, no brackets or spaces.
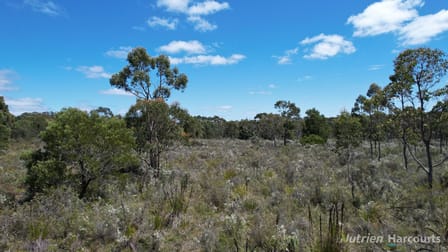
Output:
1,47,448,251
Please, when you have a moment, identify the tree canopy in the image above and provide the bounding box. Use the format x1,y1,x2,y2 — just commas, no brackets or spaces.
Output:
110,47,188,100
25,108,138,199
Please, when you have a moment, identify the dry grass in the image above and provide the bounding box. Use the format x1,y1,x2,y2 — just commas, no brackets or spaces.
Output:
0,139,447,251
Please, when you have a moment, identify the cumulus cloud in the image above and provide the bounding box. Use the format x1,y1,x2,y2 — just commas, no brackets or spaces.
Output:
301,34,356,60
155,0,229,32
187,1,229,16
105,46,133,59
158,40,206,54
24,0,65,16
76,66,111,79
169,54,245,65
156,0,190,13
399,9,448,45
147,16,178,30
99,88,133,96
347,0,422,37
348,0,448,45
187,16,217,32
5,97,46,115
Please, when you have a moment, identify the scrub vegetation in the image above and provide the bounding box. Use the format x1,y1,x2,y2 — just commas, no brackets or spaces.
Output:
1,47,448,251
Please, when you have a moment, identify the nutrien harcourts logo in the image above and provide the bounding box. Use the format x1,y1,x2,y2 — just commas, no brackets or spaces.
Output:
344,233,441,246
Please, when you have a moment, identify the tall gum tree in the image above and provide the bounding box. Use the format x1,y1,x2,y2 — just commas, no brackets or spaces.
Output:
391,48,448,189
110,47,188,178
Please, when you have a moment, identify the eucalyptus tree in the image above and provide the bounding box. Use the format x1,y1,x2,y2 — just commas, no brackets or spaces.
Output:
110,48,187,100
353,83,387,160
384,72,413,169
110,47,188,177
274,100,300,145
334,111,363,205
125,99,179,178
390,48,448,188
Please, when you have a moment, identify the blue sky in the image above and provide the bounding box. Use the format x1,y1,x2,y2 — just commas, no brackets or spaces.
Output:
1,0,448,119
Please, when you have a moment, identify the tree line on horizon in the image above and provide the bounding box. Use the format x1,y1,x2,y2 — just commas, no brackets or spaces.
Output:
0,46,447,200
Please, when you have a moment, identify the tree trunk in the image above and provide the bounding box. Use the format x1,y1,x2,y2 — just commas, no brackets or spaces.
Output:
402,130,408,170
377,141,381,161
79,171,93,199
78,160,92,199
403,142,408,169
150,149,160,178
424,140,433,189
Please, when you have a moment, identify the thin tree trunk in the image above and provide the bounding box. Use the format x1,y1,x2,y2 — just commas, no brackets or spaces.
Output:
378,141,381,161
402,130,408,169
424,140,433,189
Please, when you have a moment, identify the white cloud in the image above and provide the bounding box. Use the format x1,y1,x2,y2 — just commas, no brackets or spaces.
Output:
159,40,206,54
268,84,277,89
187,1,229,16
301,34,356,60
5,97,46,115
0,69,17,91
187,16,217,32
99,88,133,96
399,9,448,45
24,0,64,16
157,0,190,13
156,0,229,32
76,66,111,79
105,46,133,59
347,0,448,45
274,47,299,64
157,0,229,15
347,0,423,37
170,54,245,65
147,16,178,30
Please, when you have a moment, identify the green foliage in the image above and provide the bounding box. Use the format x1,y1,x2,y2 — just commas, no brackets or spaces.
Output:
301,134,326,145
275,100,301,145
303,108,330,143
255,113,283,142
24,108,138,199
110,47,187,100
11,112,51,140
334,111,362,150
196,116,226,139
169,103,202,139
390,47,448,188
126,99,179,177
0,96,14,151
238,119,256,140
